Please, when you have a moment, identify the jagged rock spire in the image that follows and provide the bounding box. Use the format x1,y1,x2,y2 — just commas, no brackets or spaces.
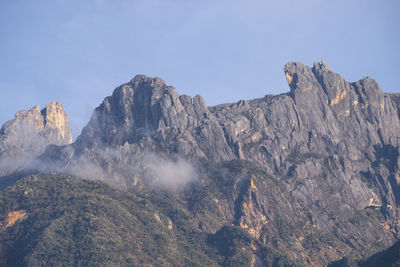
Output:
0,102,72,175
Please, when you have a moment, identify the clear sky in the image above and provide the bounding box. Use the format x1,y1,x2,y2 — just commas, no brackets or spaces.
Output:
1,0,399,138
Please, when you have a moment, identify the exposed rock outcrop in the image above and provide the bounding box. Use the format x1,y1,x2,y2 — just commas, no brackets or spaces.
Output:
2,62,400,265
0,102,72,176
66,61,400,264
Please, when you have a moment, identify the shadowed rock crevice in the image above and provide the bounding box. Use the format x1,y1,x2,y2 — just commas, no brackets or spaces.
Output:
1,61,400,266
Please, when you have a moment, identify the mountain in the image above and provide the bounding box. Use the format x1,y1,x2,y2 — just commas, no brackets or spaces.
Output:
0,102,72,176
361,240,400,266
1,61,400,266
0,171,300,267
329,240,400,266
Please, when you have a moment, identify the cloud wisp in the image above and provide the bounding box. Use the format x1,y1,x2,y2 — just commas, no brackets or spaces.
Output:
143,153,198,191
0,141,199,192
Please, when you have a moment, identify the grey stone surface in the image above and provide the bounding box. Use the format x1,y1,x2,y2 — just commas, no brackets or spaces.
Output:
0,102,72,176
2,62,400,264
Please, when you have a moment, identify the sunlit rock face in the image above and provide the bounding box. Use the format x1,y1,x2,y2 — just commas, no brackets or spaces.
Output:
40,102,73,145
67,62,400,264
0,102,72,175
2,62,400,265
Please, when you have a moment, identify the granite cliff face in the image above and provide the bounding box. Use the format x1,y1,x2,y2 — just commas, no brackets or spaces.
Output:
0,102,72,176
70,61,400,216
1,62,400,265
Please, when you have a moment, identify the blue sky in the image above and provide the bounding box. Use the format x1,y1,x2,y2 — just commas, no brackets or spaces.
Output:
1,0,399,138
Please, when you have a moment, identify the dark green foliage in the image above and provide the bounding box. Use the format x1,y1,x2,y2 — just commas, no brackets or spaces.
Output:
0,159,397,267
0,161,305,267
328,256,360,267
208,226,254,267
361,240,400,267
0,174,222,266
329,241,400,267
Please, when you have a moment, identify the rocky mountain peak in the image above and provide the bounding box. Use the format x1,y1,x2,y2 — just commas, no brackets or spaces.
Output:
0,102,72,175
283,61,327,104
69,61,400,208
129,74,166,87
76,75,213,152
1,61,400,265
312,60,331,73
41,102,73,144
1,102,72,145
